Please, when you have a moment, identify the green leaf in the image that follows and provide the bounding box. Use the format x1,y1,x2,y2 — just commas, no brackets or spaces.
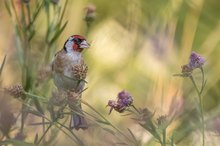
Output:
58,0,68,26
4,0,12,16
44,0,50,13
96,119,110,125
14,24,24,66
49,21,68,45
0,139,36,146
24,92,48,102
31,0,44,26
28,29,36,42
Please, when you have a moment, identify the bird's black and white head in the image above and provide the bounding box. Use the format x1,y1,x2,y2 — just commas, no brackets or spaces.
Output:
64,35,90,54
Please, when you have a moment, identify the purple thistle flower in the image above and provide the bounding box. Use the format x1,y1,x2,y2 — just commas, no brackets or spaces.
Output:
107,100,125,114
117,90,133,107
107,100,117,114
189,51,205,69
107,90,133,114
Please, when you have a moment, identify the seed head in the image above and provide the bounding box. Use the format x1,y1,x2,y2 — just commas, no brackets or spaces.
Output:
4,84,25,98
72,61,88,80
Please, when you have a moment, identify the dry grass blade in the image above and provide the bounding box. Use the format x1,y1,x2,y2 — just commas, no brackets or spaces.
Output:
34,133,38,144
127,128,138,144
0,55,6,77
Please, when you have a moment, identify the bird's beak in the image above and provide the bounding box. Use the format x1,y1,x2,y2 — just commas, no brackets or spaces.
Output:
79,40,90,49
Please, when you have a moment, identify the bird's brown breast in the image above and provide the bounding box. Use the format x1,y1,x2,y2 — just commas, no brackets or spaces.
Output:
52,50,68,74
52,49,88,91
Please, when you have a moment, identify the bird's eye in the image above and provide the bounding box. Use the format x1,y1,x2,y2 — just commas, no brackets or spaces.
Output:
74,38,81,44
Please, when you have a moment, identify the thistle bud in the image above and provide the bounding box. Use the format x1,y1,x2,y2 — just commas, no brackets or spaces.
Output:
22,0,30,3
84,4,96,25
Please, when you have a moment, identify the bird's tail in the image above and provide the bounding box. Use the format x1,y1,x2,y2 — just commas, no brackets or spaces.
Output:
69,103,88,130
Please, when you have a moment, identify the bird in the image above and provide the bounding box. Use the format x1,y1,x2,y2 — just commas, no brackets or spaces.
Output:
52,35,90,130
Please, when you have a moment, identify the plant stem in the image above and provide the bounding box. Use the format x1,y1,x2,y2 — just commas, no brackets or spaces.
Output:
162,128,166,146
81,100,133,143
189,75,205,146
37,123,53,144
131,105,140,114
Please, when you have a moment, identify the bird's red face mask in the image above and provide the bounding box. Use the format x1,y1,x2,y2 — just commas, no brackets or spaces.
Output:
64,35,90,53
72,35,90,52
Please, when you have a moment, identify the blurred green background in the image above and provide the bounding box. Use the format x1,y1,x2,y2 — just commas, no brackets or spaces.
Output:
1,0,220,145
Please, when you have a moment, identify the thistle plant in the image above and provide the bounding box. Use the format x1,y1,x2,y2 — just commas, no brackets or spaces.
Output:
1,0,219,145
107,90,179,146
174,51,206,146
